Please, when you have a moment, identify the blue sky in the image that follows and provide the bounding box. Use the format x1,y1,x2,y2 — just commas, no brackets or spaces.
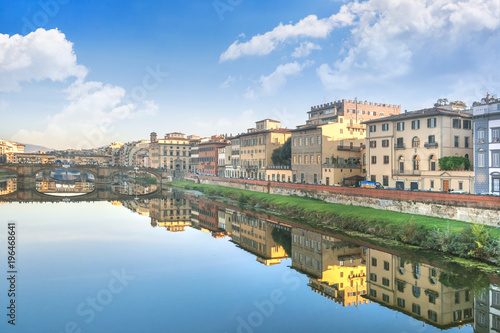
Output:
0,0,499,149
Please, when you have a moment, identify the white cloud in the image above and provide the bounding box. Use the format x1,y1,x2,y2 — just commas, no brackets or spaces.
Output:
219,75,235,89
3,29,159,149
0,28,87,91
291,42,322,58
219,11,355,62
13,80,158,149
191,109,254,136
259,61,311,95
317,0,500,90
243,87,256,100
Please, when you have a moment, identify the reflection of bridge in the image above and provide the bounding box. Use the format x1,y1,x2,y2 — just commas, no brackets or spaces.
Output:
0,186,169,202
0,163,187,201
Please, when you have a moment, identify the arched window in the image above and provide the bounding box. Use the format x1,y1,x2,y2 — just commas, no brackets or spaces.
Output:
413,155,420,170
399,156,405,173
412,137,420,148
429,155,436,171
412,285,421,298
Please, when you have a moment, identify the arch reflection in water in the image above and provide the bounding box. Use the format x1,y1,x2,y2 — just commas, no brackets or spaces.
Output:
111,170,158,195
36,169,95,196
0,168,17,195
116,189,496,331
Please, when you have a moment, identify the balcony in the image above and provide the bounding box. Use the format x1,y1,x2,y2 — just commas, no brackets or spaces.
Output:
337,145,364,152
424,142,439,148
393,169,421,176
394,144,406,149
323,163,361,169
267,165,290,170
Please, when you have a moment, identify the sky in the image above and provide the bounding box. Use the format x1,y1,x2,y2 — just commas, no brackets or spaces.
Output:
0,0,499,149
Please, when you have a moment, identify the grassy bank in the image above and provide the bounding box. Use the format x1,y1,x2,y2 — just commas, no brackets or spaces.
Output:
171,181,500,266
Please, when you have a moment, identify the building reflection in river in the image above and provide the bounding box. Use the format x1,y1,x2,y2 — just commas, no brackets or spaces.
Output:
114,189,500,331
0,176,17,195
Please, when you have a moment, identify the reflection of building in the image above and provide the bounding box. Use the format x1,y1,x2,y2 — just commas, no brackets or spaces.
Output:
365,248,474,329
149,191,191,232
474,284,500,332
229,211,289,266
291,229,369,307
0,177,17,195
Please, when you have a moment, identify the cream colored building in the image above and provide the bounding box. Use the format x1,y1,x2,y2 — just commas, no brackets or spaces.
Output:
365,248,474,329
236,119,291,180
363,107,474,191
291,116,366,184
150,132,191,170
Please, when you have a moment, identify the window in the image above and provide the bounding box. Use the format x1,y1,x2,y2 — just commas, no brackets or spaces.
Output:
293,155,296,164
412,286,421,298
465,136,469,148
428,310,437,322
317,135,321,145
371,156,377,164
412,304,421,315
464,308,472,319
382,139,389,147
382,278,390,286
383,294,390,303
430,155,436,171
382,123,389,131
477,130,485,142
384,261,390,270
453,119,461,129
370,289,377,297
370,140,377,148
413,156,420,170
369,125,377,132
411,119,420,130
429,293,436,304
477,152,485,167
493,128,500,141
317,155,321,164
463,119,471,129
396,281,405,292
412,137,420,148
427,118,437,128
372,258,378,266
453,310,462,321
494,177,500,193
492,151,500,167
293,138,296,146
370,273,377,282
397,122,405,131
383,156,389,164
430,180,434,188
396,137,404,148
383,176,389,186
454,136,459,148
397,298,405,308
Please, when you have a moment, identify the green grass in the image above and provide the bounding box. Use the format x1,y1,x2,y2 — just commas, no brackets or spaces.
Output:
172,180,500,237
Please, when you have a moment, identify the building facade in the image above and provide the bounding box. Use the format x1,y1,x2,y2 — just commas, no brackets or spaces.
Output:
198,135,229,176
473,94,500,194
150,132,191,170
363,107,474,191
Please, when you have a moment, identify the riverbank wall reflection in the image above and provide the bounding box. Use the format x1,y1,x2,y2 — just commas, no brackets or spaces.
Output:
113,188,499,331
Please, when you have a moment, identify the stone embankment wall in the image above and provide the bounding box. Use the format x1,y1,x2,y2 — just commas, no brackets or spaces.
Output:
182,174,500,226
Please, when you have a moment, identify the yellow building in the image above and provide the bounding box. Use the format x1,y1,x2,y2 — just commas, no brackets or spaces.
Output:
363,107,474,191
291,229,370,307
291,116,366,184
365,248,474,329
149,190,191,232
236,119,291,180
230,212,289,266
265,166,293,182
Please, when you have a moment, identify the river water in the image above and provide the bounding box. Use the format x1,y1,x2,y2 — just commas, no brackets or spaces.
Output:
0,187,498,333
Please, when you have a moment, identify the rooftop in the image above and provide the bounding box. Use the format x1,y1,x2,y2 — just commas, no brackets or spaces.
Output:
362,107,471,124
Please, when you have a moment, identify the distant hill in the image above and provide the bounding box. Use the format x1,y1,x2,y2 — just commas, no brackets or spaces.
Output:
22,143,54,153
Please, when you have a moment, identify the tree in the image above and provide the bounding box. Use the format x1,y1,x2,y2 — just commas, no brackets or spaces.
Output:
271,138,291,166
438,156,471,171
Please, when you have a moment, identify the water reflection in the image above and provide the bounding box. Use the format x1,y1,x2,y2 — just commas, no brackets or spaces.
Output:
111,170,158,195
114,189,498,331
0,169,17,195
35,169,94,196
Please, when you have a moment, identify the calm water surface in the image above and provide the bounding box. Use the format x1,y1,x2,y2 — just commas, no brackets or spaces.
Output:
0,188,498,333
